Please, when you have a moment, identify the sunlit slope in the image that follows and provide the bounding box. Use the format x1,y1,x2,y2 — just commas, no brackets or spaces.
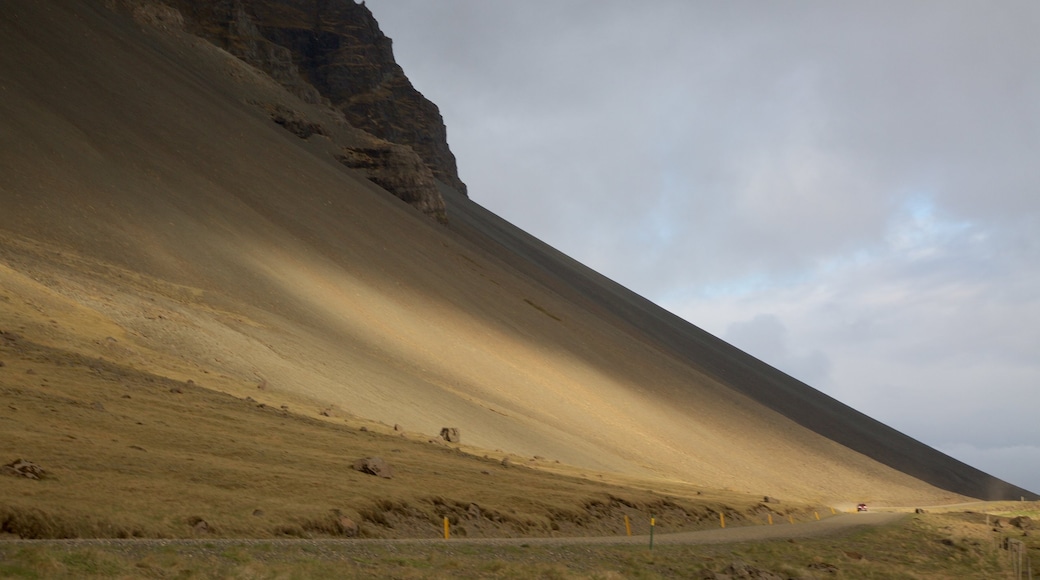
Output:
1,1,1030,504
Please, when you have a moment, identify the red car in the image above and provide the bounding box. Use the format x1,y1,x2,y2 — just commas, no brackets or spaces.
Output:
857,503,868,512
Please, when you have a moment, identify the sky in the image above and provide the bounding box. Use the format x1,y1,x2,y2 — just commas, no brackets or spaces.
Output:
363,1,1040,495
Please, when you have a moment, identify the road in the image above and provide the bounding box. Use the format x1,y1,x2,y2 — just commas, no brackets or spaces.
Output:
0,513,905,549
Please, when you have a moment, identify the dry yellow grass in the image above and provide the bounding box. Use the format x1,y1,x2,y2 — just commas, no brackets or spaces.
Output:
0,330,814,540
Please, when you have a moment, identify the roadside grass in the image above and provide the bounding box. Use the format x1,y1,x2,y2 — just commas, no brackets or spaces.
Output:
981,501,1040,520
0,512,1033,579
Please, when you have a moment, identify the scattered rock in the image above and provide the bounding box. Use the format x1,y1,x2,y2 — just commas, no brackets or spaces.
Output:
169,386,183,394
336,516,359,537
190,518,209,533
2,459,46,480
0,361,6,367
252,509,264,517
844,550,865,560
500,457,512,468
1011,516,1033,530
467,503,481,519
121,394,131,399
320,409,331,417
720,559,785,579
91,402,105,411
763,496,780,504
353,457,393,479
0,331,20,342
915,508,927,514
359,426,368,432
393,424,402,432
807,561,839,574
440,427,461,444
25,369,35,375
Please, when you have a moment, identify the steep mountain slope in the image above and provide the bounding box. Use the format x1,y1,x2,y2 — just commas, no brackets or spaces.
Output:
0,0,1034,511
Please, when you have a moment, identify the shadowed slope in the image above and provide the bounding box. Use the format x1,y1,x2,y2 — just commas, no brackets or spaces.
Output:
0,0,1032,510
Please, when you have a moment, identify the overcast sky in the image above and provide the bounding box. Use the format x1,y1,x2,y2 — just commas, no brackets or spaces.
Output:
364,1,1040,495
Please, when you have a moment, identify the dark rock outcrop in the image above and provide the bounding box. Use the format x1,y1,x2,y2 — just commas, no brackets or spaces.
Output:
2,459,46,480
336,137,447,223
163,0,467,199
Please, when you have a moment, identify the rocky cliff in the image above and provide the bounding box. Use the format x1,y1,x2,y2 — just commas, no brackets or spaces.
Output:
152,0,465,218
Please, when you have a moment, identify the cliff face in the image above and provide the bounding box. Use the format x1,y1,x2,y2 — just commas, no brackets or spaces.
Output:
249,1,467,197
164,0,467,203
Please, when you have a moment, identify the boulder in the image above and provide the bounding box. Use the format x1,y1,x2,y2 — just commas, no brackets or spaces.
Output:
336,516,359,537
439,427,461,443
353,456,393,479
2,459,45,480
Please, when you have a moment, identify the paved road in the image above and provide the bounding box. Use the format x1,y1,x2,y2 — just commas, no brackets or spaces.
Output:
0,513,905,549
436,512,905,546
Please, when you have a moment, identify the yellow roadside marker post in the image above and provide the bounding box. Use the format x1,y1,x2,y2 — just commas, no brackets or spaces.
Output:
720,512,726,528
814,511,820,521
768,513,773,525
649,515,655,550
830,507,836,515
443,517,450,539
624,515,632,536
789,515,795,524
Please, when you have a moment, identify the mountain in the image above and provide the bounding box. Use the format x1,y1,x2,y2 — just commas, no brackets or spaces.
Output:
0,0,1035,513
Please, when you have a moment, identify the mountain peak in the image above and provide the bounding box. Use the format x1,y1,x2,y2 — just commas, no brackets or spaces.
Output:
163,0,467,201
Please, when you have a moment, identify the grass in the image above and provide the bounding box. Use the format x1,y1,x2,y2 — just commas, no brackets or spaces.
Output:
1,335,809,542
0,511,1035,578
